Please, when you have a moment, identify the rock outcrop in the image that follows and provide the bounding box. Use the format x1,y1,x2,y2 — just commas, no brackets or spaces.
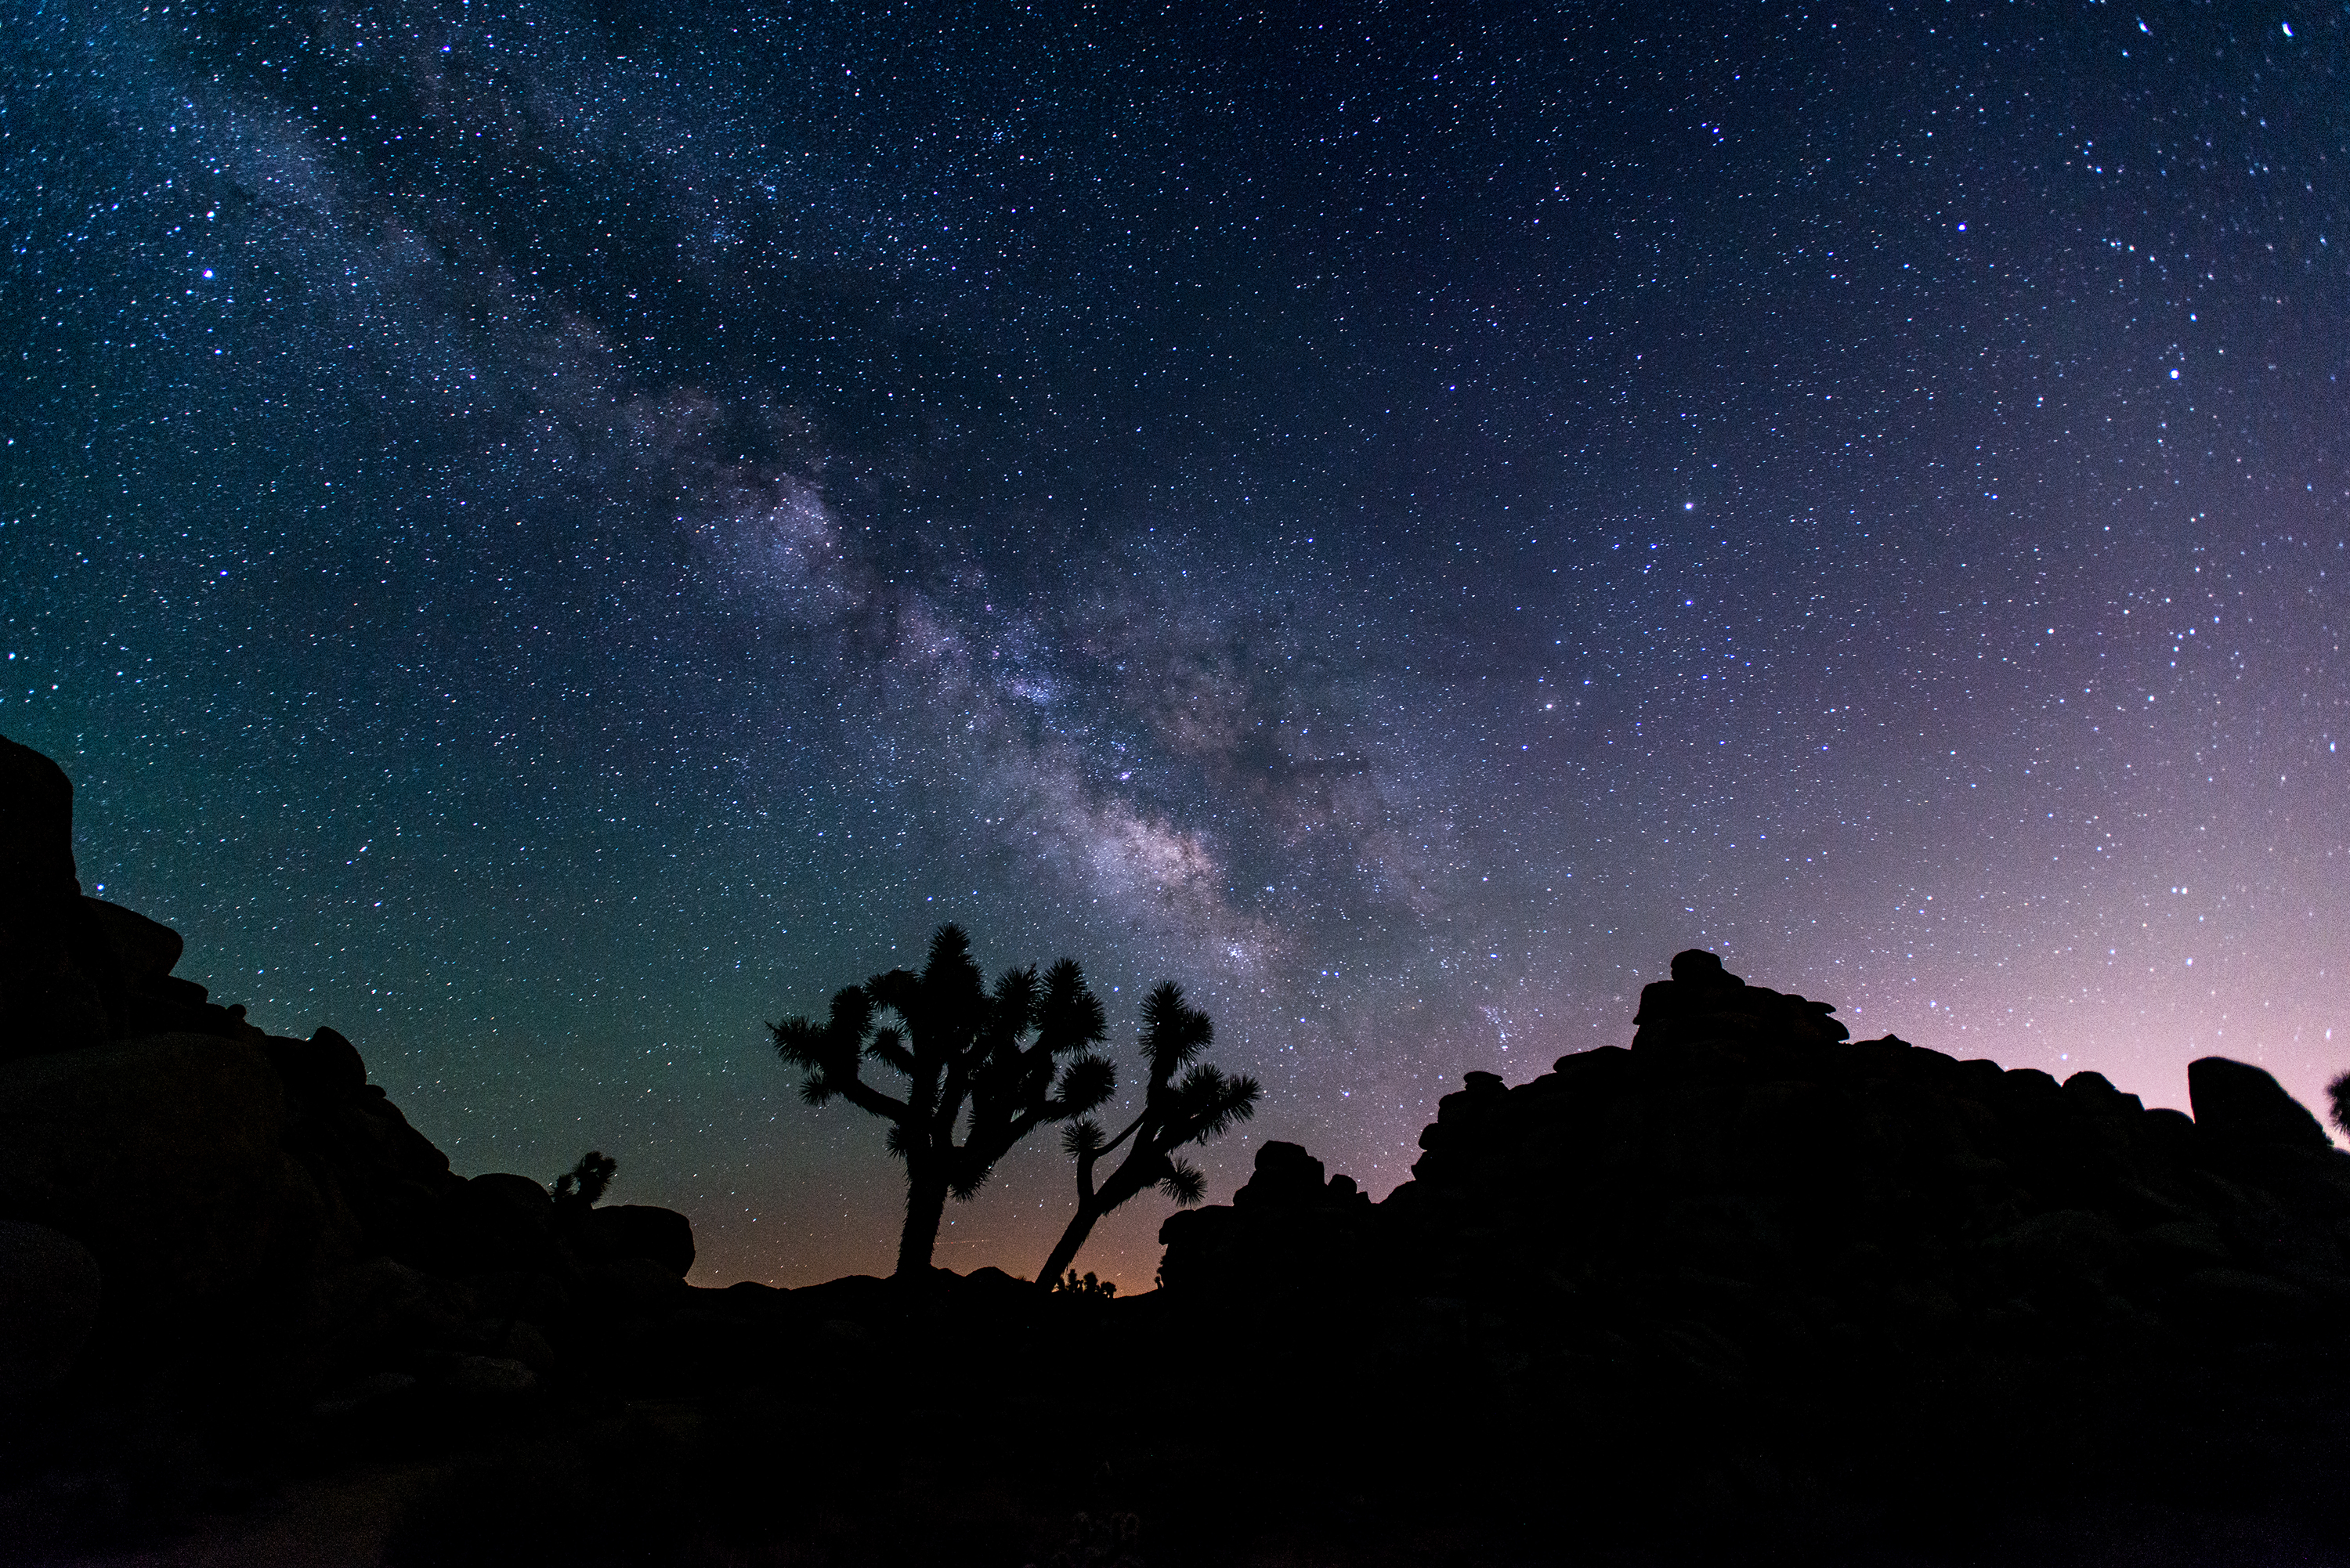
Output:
1140,952,2350,1560
0,1033,326,1328
16,728,2350,1566
0,733,696,1412
1156,1139,1373,1298
1165,948,2350,1359
1,736,118,1056
0,735,260,1060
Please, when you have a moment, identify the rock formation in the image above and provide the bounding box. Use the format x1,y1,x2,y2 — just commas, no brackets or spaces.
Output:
0,733,697,1416
14,728,2350,1564
1137,952,2350,1560
1165,946,2350,1365
0,738,263,1060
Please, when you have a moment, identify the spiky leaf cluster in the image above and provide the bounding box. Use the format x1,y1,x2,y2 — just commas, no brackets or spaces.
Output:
768,923,1115,1200
1040,981,1261,1285
1092,985,1261,1211
553,1149,616,1209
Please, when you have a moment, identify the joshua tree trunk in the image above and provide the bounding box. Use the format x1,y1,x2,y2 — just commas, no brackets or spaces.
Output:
771,927,1117,1281
896,1168,950,1275
1036,1200,1101,1289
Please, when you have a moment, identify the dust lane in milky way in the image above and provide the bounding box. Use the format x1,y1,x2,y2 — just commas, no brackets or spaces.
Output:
5,0,2346,1286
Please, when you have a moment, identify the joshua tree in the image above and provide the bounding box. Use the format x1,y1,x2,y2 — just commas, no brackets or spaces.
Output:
553,1149,616,1209
2328,1071,2350,1140
770,924,1116,1276
1039,982,1260,1288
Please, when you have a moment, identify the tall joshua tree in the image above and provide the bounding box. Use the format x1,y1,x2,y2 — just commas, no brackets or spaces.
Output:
1039,982,1260,1288
770,924,1115,1276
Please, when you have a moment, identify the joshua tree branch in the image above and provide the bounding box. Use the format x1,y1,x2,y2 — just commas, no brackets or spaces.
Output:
830,1075,913,1125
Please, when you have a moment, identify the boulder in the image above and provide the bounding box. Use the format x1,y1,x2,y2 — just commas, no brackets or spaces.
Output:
81,899,182,992
587,1255,690,1313
1981,1209,2135,1290
2189,1057,2332,1151
2136,1219,2232,1271
2063,1069,2144,1119
310,1368,418,1418
302,1255,485,1382
1233,1141,1340,1210
580,1204,696,1276
0,733,79,901
1629,948,1850,1051
267,1026,368,1104
0,1031,352,1321
1158,1140,1375,1297
2174,1266,2319,1340
0,733,113,1057
287,1082,462,1259
472,1172,556,1217
428,1352,539,1397
0,1219,104,1397
1671,946,1738,989
410,1173,576,1281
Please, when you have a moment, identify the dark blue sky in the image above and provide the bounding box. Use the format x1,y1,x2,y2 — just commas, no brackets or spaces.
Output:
6,0,2346,1287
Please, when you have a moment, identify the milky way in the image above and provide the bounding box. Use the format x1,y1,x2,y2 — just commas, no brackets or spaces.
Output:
5,0,2347,1287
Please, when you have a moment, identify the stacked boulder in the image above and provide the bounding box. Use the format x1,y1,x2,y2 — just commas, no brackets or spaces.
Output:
0,739,259,1060
0,733,696,1415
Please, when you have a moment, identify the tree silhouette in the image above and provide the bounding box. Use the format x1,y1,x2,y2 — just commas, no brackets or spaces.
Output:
2328,1071,2350,1140
770,924,1115,1276
1039,982,1260,1288
553,1149,616,1209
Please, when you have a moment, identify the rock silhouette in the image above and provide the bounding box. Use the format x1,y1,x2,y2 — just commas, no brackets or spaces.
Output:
13,732,2350,1566
1163,949,2350,1365
2188,1053,2333,1151
0,735,696,1443
0,735,262,1057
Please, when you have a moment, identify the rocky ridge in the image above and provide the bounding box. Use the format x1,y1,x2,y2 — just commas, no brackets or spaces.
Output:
1144,948,2350,1559
1162,945,2350,1354
12,731,2350,1564
0,735,703,1553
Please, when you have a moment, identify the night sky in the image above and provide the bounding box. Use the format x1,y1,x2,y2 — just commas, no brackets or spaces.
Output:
6,0,2347,1289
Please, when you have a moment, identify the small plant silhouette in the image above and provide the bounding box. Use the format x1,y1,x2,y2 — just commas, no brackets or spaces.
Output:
770,924,1116,1275
1052,1268,1119,1298
553,1150,616,1209
2328,1071,2350,1140
1025,1510,1144,1568
1039,983,1259,1288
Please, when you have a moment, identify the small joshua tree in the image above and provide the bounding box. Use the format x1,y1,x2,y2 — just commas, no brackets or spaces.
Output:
553,1149,616,1209
1036,1510,1144,1568
1039,982,1260,1288
771,924,1117,1276
2327,1071,2350,1141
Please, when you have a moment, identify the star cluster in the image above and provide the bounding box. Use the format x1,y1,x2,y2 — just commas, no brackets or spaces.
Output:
5,0,2346,1287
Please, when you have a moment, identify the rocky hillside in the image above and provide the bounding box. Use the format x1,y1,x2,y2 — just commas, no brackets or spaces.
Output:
0,735,699,1525
1164,946,2350,1351
11,728,2350,1566
1145,949,2350,1560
